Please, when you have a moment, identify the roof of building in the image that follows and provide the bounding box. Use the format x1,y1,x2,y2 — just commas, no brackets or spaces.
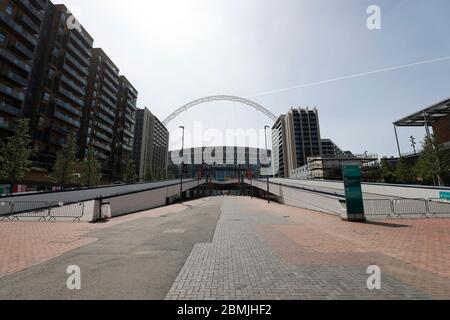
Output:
394,97,450,127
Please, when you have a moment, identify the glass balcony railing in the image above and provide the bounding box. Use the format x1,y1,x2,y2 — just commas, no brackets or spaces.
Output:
0,101,21,116
64,52,88,76
0,11,38,46
60,74,85,96
58,86,84,107
17,0,45,21
54,98,82,117
0,83,25,101
0,48,32,73
53,110,81,128
62,63,88,87
94,121,114,135
0,69,28,87
0,117,16,131
66,41,90,67
68,32,92,57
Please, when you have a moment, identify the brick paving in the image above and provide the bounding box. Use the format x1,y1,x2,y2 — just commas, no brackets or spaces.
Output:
166,197,450,300
0,199,208,277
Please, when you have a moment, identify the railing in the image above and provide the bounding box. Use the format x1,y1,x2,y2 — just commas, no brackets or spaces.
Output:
0,201,85,222
364,198,450,219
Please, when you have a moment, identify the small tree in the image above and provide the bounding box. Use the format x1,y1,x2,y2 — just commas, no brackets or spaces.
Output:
395,158,416,185
0,119,32,192
380,158,396,183
417,134,448,186
144,166,154,182
50,133,78,189
124,160,137,184
80,145,101,187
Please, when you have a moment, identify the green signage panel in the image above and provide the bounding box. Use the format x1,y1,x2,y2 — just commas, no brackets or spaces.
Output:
440,192,450,200
343,165,365,215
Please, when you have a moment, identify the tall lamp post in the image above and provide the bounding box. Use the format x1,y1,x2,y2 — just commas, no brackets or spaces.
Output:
179,126,185,203
264,125,271,204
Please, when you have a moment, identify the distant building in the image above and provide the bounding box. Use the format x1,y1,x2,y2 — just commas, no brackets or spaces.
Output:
111,76,137,180
133,107,169,181
272,107,323,177
80,48,120,178
168,146,271,181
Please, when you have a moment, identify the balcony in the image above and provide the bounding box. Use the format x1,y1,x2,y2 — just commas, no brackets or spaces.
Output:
103,65,119,86
68,32,91,58
0,83,25,101
94,121,113,135
100,94,116,110
0,117,16,131
121,144,132,152
66,41,90,67
98,102,116,119
123,128,134,138
101,84,117,103
94,130,112,144
93,140,111,152
58,87,84,107
17,0,45,21
102,76,118,93
0,101,21,116
0,48,32,73
19,12,41,35
53,110,81,128
54,98,82,117
64,52,88,76
125,112,135,124
0,11,38,46
10,40,35,60
97,112,115,127
60,74,85,96
62,63,87,86
0,69,28,87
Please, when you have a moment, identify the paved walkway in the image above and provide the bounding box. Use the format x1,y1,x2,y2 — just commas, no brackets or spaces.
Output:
1,197,449,299
166,197,450,300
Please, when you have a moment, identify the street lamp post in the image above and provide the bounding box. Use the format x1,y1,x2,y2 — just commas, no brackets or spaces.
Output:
264,125,271,204
179,126,185,203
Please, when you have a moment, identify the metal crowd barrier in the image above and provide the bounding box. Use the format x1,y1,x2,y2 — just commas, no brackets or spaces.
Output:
364,198,450,219
0,201,85,222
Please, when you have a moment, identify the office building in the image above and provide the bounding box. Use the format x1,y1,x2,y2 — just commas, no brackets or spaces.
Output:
132,107,169,181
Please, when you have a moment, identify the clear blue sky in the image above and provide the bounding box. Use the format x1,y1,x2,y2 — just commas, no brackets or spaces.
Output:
56,0,450,156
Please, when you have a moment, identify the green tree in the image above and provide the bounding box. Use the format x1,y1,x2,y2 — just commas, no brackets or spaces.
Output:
380,158,396,183
417,134,448,186
124,160,137,184
144,166,154,182
395,157,416,184
80,145,102,187
0,119,32,192
50,133,79,189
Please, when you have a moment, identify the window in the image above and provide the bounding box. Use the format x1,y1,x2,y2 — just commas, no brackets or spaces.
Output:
6,3,14,15
0,31,6,45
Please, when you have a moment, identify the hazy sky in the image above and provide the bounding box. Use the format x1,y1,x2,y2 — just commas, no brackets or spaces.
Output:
55,0,450,157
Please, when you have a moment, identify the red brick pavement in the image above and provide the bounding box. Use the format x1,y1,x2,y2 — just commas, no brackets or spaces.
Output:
253,202,450,299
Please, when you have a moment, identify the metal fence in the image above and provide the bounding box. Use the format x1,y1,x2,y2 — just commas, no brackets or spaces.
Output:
0,201,85,222
364,198,450,218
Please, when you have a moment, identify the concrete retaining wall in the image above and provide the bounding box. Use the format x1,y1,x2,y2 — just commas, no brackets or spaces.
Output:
246,179,344,216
